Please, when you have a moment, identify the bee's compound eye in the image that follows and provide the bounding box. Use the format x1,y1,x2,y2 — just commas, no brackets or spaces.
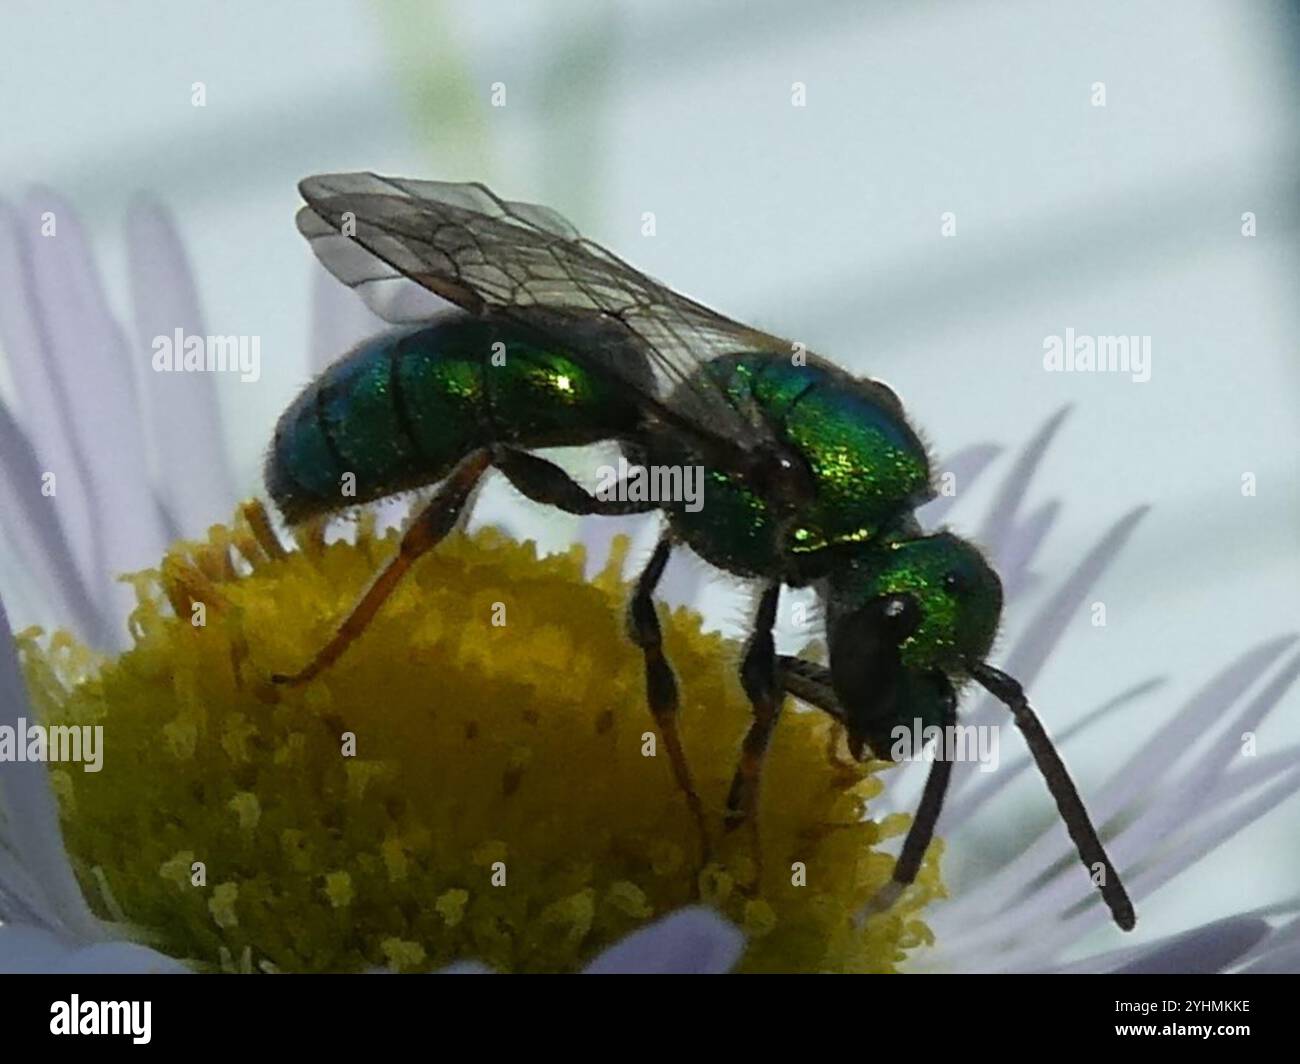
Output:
943,570,965,593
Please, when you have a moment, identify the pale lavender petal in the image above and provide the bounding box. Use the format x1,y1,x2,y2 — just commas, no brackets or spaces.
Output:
998,499,1060,603
918,443,1002,529
1123,765,1300,911
938,644,1298,959
1094,916,1269,975
1081,637,1295,842
988,505,1149,704
126,198,235,538
438,960,494,974
976,405,1071,564
0,199,100,591
944,676,1164,833
0,841,56,929
0,402,113,647
22,189,171,626
0,926,187,974
0,594,103,940
980,760,1300,972
48,940,191,974
1237,947,1300,974
1109,652,1300,866
582,907,744,974
1206,747,1300,807
1043,935,1173,974
944,506,1149,802
1235,911,1300,969
9,186,170,634
0,925,79,973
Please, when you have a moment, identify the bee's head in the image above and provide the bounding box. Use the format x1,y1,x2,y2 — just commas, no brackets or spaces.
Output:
826,533,1002,760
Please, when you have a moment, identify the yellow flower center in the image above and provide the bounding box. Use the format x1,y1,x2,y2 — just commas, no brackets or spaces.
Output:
18,504,942,972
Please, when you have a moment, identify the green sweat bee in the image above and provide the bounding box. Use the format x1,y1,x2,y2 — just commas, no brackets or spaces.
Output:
267,173,1135,931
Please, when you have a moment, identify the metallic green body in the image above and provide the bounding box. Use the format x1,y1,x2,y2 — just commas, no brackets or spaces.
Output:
267,325,1000,739
649,354,933,583
266,319,644,522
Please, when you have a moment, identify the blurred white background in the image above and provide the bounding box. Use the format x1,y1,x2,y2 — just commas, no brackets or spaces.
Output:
2,0,1297,953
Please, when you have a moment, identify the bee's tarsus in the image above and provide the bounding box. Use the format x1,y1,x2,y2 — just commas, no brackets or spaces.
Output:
856,881,905,928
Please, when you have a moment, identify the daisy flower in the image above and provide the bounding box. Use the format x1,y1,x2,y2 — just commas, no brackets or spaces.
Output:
0,192,1296,974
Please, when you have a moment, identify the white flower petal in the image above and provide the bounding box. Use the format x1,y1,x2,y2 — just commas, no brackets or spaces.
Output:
0,594,103,940
0,402,112,646
931,641,1299,969
1062,915,1270,974
918,442,1002,528
973,738,1300,972
1083,637,1294,835
437,960,495,974
0,840,59,930
1232,912,1300,975
946,675,1165,833
48,940,191,974
941,505,1149,804
1109,653,1300,869
1237,947,1300,974
582,907,744,974
0,925,81,973
998,498,1059,602
975,405,1070,564
0,925,187,974
125,198,236,538
20,189,171,634
0,198,101,598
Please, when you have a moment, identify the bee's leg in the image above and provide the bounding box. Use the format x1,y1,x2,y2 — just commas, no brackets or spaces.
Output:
272,450,491,686
627,534,710,863
776,656,957,921
776,655,844,722
860,682,956,925
776,656,854,771
492,447,659,515
724,585,783,881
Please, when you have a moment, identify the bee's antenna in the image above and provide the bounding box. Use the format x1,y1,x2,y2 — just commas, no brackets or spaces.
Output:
968,660,1136,931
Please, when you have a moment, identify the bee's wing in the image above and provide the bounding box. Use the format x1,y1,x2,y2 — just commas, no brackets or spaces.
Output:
296,172,795,457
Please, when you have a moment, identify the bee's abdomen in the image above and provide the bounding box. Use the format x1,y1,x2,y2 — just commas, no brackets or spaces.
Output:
266,318,642,523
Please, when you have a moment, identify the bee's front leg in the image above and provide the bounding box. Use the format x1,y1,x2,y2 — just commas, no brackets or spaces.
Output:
724,584,783,886
777,655,956,924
